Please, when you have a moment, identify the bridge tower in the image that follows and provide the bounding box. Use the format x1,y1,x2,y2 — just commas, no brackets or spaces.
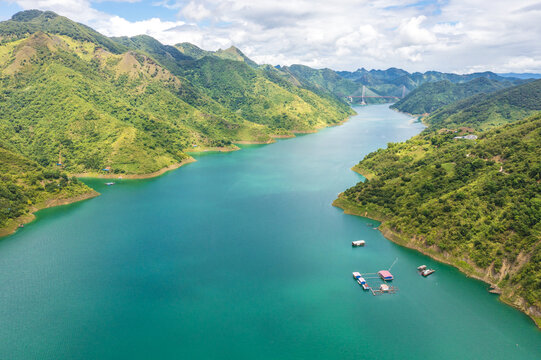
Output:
401,85,406,99
361,85,366,105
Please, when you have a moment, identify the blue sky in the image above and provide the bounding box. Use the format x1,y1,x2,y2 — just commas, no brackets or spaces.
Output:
1,0,540,73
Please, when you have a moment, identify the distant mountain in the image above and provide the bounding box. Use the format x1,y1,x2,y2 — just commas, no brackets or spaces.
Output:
498,73,541,80
277,65,523,104
425,79,541,129
391,77,517,115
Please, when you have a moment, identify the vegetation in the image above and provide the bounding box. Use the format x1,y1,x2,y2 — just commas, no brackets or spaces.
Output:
336,84,541,323
0,10,354,230
425,79,541,130
281,65,523,105
0,146,94,231
391,77,515,115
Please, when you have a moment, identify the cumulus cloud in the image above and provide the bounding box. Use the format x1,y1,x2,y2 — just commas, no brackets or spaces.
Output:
4,0,541,73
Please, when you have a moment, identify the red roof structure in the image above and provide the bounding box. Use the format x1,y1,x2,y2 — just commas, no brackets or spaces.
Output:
378,270,394,281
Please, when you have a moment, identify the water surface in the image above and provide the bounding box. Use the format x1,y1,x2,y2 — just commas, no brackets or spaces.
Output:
1,105,540,359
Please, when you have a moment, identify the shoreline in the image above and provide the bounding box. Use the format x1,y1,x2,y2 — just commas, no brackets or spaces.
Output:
332,196,541,329
73,157,197,179
0,190,100,238
1,112,355,239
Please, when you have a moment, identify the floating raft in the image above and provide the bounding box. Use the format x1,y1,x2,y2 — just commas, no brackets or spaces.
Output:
378,270,394,281
417,265,435,277
352,272,369,290
352,271,398,295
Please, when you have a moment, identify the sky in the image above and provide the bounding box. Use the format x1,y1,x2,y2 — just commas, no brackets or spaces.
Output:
1,0,540,73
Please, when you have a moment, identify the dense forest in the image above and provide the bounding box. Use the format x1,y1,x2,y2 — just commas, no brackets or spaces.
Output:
335,82,541,324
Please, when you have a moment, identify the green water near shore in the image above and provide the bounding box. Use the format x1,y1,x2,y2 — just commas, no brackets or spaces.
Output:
1,105,539,359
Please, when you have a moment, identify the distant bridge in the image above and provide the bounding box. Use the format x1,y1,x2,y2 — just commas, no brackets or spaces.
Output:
344,85,406,105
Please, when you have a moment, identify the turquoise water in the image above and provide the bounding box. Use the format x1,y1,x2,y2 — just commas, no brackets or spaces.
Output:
1,105,540,359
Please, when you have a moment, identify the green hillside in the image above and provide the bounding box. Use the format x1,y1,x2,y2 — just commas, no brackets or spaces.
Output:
391,77,512,115
0,32,270,175
176,57,353,131
175,42,209,59
213,46,258,68
0,9,126,53
112,38,354,131
335,88,541,324
0,146,96,234
424,79,541,129
0,10,354,232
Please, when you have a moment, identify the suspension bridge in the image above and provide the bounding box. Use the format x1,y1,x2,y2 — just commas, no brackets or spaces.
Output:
345,85,406,105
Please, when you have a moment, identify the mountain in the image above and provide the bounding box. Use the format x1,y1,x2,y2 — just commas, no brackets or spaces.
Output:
424,79,541,130
390,77,515,115
0,9,126,54
0,10,354,232
339,68,518,88
213,46,258,68
498,73,541,80
0,10,352,172
175,42,209,59
334,80,541,325
279,65,522,105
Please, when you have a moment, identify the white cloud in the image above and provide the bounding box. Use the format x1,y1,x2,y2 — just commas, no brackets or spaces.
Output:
5,0,541,73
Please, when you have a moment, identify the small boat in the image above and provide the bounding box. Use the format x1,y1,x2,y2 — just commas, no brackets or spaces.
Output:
105,182,115,186
352,240,365,247
362,283,369,290
417,265,427,271
421,269,436,277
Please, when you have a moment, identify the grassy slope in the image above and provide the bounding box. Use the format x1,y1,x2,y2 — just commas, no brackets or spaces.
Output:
335,92,541,324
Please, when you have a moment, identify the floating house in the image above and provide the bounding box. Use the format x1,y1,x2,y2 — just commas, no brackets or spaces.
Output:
378,270,394,281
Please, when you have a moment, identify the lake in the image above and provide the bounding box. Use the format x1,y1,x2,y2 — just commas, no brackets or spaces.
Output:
1,105,539,359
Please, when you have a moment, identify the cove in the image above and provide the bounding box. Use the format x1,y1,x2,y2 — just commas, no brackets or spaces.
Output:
0,105,539,359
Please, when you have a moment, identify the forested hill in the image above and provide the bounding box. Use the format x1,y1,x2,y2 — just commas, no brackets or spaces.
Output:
335,81,541,325
424,79,541,130
0,146,97,234
390,77,517,115
0,10,354,233
0,10,353,173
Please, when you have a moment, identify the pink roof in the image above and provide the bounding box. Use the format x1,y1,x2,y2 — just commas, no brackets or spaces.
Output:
378,270,393,278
